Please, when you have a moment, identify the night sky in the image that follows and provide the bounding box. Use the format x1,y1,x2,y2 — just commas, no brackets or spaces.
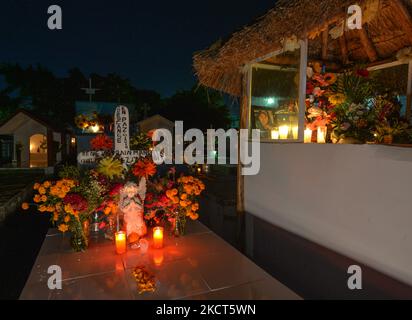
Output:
0,0,275,97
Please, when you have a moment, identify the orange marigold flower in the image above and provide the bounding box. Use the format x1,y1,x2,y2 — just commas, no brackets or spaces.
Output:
41,195,47,202
43,181,51,188
39,205,47,212
33,195,41,203
33,183,40,190
58,224,69,233
38,187,46,195
21,202,29,210
180,193,187,200
64,215,70,223
53,212,59,221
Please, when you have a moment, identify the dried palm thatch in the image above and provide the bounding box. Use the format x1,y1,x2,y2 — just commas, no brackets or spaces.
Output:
194,0,412,96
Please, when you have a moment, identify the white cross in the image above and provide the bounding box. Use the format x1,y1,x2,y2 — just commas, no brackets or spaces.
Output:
81,78,100,102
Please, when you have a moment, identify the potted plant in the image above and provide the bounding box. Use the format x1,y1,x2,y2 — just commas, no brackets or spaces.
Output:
375,121,406,145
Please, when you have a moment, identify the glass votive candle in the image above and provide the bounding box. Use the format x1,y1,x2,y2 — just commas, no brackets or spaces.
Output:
304,128,312,143
153,227,164,249
115,231,127,254
317,126,327,144
271,130,279,140
279,125,289,139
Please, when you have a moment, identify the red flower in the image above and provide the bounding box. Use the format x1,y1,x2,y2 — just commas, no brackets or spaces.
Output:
356,69,369,78
109,183,123,196
63,193,88,212
132,158,157,178
90,134,113,151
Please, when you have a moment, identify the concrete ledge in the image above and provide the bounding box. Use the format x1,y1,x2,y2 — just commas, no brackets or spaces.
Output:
0,183,33,223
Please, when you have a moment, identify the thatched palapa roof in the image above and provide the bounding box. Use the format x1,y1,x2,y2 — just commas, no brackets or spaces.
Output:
193,0,412,96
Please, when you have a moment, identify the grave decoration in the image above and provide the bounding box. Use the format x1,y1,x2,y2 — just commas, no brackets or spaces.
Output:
305,65,412,144
23,106,205,252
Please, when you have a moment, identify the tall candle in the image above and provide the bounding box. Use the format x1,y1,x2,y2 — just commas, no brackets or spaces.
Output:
304,129,312,143
317,126,327,144
153,227,164,249
271,130,279,140
115,231,126,254
292,126,299,140
279,125,289,140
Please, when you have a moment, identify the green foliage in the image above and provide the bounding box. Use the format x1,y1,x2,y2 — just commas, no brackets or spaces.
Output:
331,70,374,104
58,165,81,180
130,132,152,150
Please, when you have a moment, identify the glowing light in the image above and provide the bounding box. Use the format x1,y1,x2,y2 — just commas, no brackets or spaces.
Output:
267,97,275,105
271,130,279,140
90,124,100,133
279,126,289,139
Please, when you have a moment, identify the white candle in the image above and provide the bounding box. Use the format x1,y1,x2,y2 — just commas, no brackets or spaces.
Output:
304,129,312,143
279,126,289,140
292,126,299,140
271,130,279,140
317,126,327,144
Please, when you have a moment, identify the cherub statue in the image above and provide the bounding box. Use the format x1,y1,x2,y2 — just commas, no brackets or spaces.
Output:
119,178,147,247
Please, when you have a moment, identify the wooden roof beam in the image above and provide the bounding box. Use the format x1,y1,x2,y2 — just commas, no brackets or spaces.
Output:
358,27,378,62
390,0,412,44
338,33,349,65
321,26,329,60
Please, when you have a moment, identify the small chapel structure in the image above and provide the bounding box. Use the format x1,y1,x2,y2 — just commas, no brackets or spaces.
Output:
0,109,75,168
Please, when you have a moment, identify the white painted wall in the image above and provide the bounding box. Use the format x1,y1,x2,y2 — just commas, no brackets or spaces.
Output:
245,143,412,286
14,118,47,167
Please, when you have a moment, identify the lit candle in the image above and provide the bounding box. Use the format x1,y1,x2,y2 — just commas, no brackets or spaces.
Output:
153,227,164,249
292,126,299,140
317,126,327,144
279,125,289,140
115,231,126,254
271,130,279,140
304,128,312,143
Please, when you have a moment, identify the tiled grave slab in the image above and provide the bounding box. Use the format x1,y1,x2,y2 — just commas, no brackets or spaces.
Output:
20,221,301,300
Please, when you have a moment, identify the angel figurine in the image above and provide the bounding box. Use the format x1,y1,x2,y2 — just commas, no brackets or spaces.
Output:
119,178,147,247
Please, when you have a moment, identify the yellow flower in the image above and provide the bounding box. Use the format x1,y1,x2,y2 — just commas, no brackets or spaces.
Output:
97,157,124,180
58,224,69,233
33,183,40,190
43,181,51,188
38,187,46,195
41,195,47,202
21,202,29,210
33,194,41,203
39,205,47,212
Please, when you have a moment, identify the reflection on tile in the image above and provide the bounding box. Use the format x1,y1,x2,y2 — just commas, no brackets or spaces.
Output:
19,282,52,300
183,277,302,300
124,259,209,300
25,253,60,284
188,251,269,290
59,254,125,281
50,271,132,300
170,232,234,258
184,221,211,235
122,245,186,269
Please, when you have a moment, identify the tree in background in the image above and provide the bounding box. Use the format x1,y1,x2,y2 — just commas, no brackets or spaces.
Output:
0,64,231,131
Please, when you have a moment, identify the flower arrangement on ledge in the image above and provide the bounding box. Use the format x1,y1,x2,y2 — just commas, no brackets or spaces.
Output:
22,134,205,251
306,63,412,144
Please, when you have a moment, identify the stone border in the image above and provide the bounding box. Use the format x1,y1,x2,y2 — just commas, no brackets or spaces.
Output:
0,183,34,223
